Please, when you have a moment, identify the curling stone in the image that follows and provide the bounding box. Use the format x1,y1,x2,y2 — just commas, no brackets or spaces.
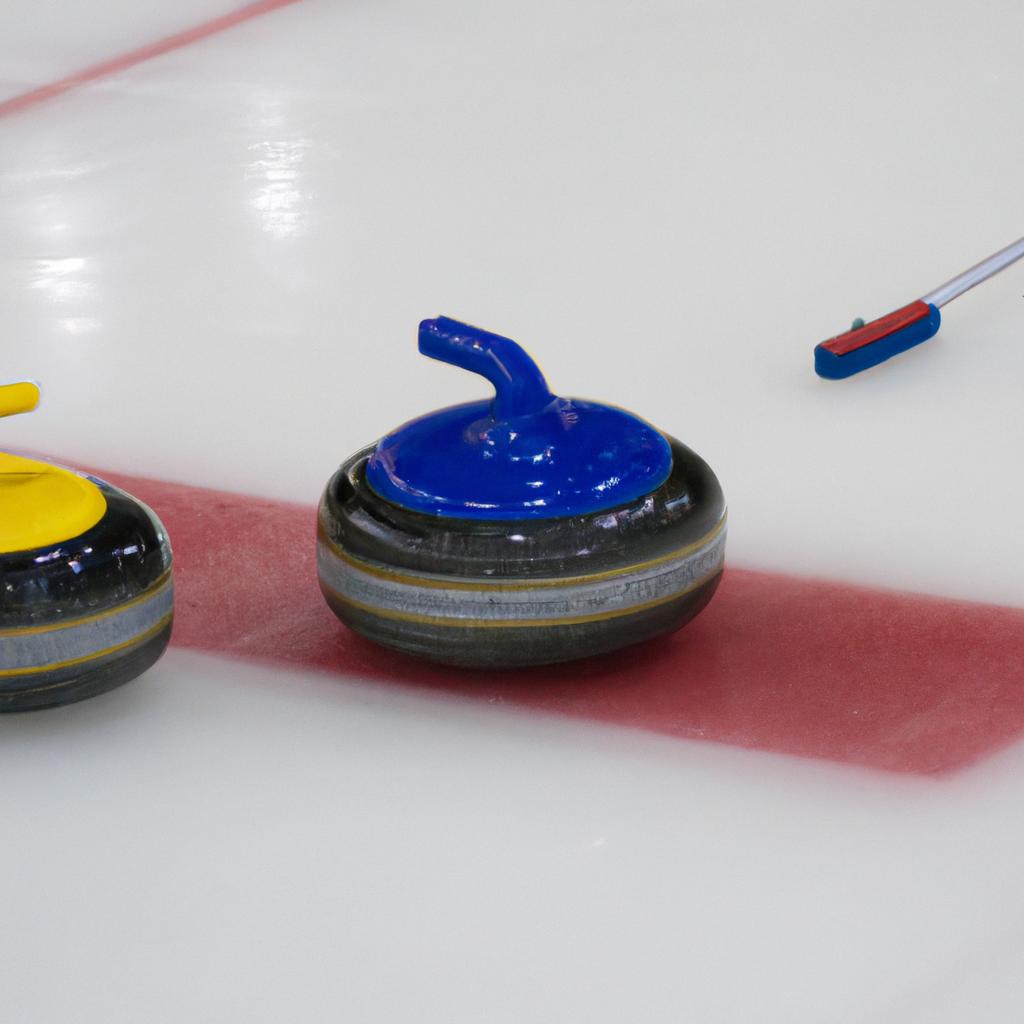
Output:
317,317,726,668
0,382,173,711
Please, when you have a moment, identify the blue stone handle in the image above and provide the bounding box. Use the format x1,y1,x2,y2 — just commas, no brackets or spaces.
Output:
418,316,553,420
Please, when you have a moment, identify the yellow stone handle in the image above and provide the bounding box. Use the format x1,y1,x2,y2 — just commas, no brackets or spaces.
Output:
0,381,110,553
0,381,41,419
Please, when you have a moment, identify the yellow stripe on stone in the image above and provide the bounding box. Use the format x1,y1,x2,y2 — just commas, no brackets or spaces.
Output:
320,569,718,630
0,568,173,638
0,612,173,680
319,514,727,593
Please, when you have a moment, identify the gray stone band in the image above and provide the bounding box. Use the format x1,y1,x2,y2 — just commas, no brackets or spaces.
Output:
318,519,726,626
0,574,174,679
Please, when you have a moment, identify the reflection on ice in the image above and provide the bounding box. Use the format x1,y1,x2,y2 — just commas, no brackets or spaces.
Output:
247,136,309,240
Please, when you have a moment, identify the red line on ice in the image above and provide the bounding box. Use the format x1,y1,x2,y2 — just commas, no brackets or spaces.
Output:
0,0,304,119
97,469,1024,776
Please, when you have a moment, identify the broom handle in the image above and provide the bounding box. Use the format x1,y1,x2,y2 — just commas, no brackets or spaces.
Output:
922,235,1024,308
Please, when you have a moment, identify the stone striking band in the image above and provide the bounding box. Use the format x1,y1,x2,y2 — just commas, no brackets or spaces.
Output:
0,571,174,683
318,517,726,629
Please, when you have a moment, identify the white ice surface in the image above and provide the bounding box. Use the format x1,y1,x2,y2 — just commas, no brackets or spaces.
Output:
2,1,1024,1020
3,650,1024,1024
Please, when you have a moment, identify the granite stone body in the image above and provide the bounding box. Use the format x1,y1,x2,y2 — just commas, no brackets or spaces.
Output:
0,477,174,711
318,437,726,668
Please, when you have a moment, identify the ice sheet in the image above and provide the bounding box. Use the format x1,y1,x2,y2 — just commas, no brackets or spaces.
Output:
3,1,1024,1018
